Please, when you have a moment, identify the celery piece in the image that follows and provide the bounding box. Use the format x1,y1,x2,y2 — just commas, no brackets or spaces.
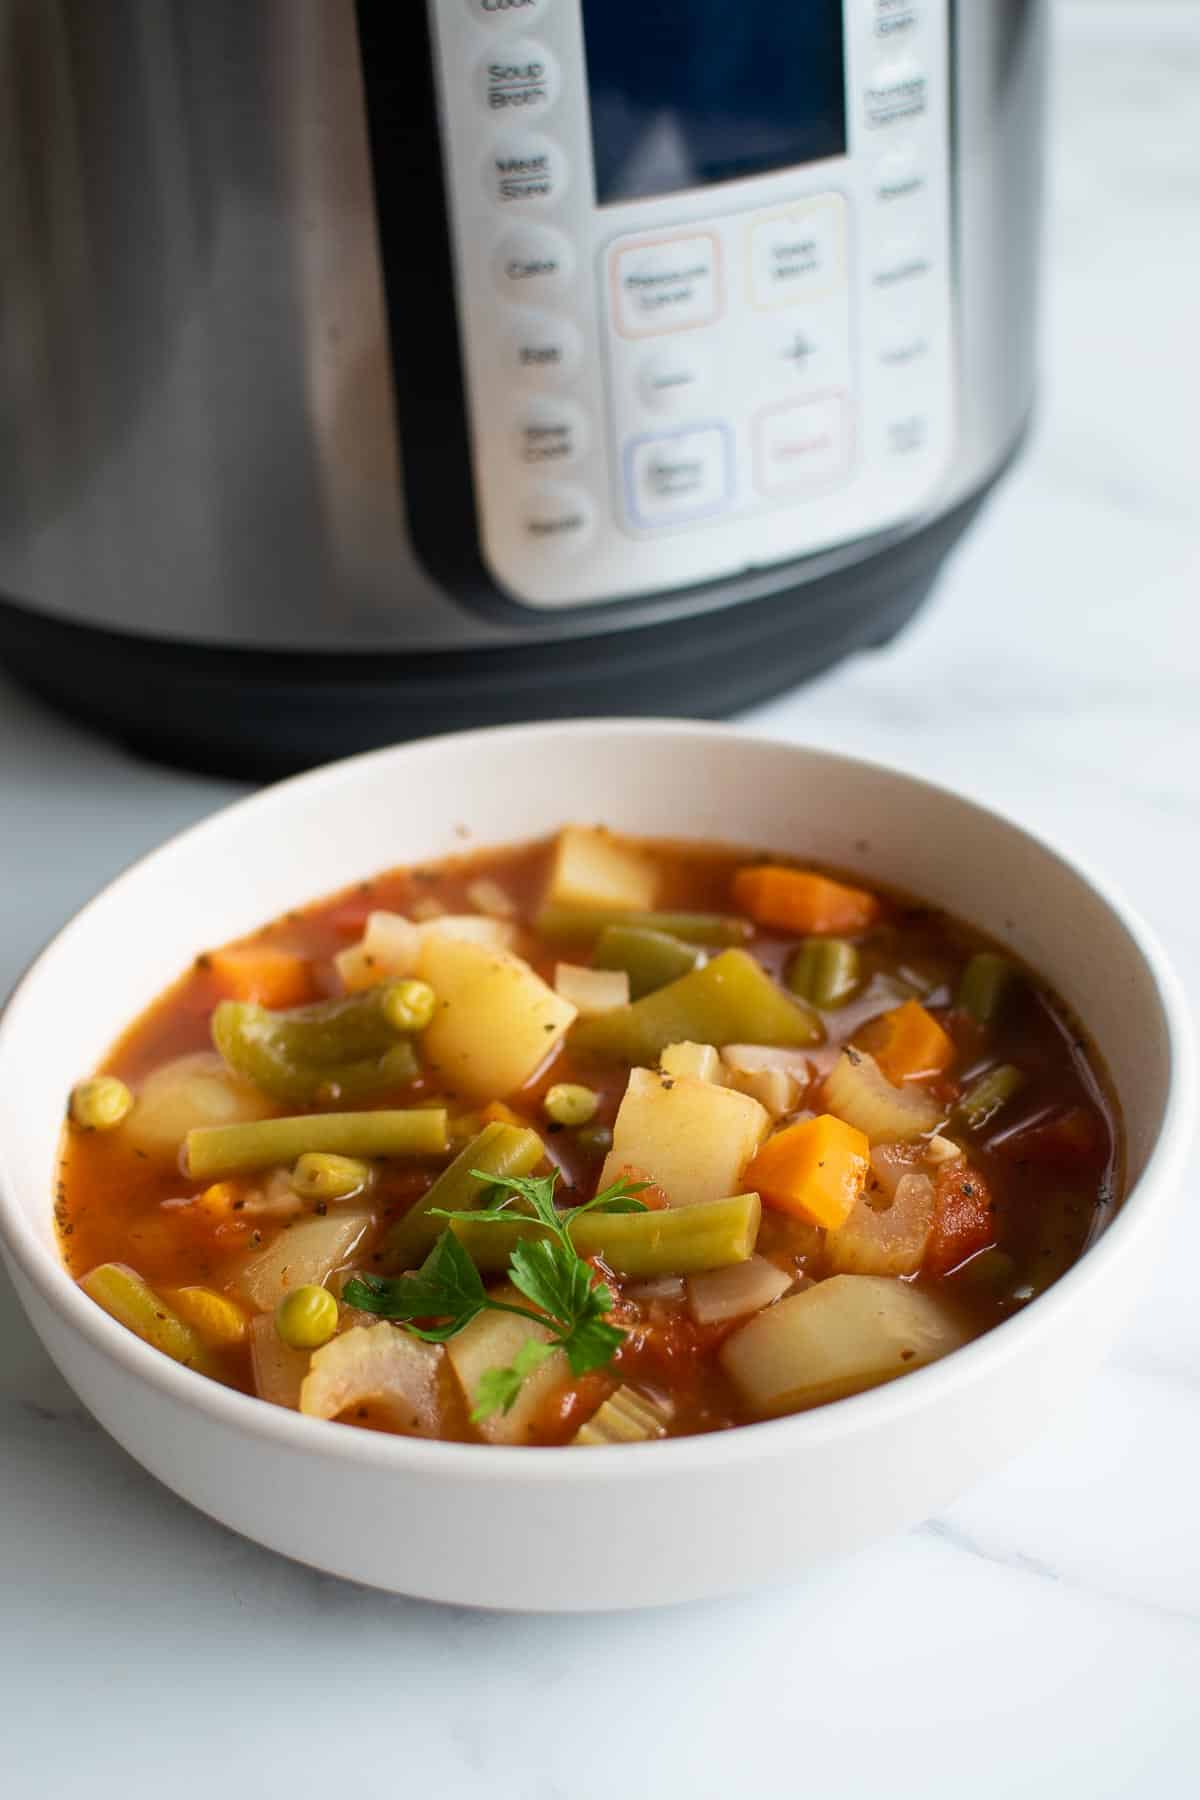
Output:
185,1107,448,1179
451,1190,762,1278
593,924,702,999
954,1064,1025,1133
572,1386,670,1445
786,938,861,1009
956,953,1015,1026
536,904,753,949
79,1263,221,1378
213,989,421,1106
570,949,821,1065
381,1120,543,1271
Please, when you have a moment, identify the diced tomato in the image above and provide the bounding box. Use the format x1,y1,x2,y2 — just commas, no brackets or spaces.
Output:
925,1162,995,1277
992,1105,1108,1172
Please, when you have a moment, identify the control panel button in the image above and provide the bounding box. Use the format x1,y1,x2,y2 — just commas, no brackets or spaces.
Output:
476,40,559,118
467,0,549,27
761,318,840,387
520,482,594,553
493,224,574,297
748,197,846,308
870,237,932,290
864,60,928,128
485,133,567,207
637,345,711,415
625,424,732,526
505,307,582,382
873,145,925,204
884,414,929,455
513,396,588,467
611,233,720,338
877,328,930,370
755,396,851,494
869,0,920,39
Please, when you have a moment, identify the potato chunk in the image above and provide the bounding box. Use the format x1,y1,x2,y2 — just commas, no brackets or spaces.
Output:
720,1274,970,1416
545,826,657,913
446,1288,570,1446
598,1066,769,1208
417,933,576,1101
123,1051,276,1161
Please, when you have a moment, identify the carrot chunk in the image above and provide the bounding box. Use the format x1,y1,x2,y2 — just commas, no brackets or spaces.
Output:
207,946,313,1008
745,1113,870,1230
861,1000,955,1085
732,866,880,936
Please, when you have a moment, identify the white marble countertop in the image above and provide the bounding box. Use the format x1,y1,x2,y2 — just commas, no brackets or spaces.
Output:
2,4,1198,1793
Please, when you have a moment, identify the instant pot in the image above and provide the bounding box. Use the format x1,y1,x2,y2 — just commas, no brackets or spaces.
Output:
0,1,1046,775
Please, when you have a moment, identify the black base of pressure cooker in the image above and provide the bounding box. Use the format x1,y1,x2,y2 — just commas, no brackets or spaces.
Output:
0,486,988,782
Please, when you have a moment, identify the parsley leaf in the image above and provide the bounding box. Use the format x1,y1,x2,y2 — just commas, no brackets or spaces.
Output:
471,1338,555,1422
352,1168,651,1420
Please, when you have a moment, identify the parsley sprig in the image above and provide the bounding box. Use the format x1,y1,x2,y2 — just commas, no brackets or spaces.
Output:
343,1170,647,1421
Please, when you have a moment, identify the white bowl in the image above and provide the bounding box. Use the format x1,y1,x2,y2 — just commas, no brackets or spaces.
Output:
0,722,1192,1611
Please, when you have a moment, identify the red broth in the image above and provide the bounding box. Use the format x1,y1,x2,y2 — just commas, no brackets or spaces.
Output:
57,833,1120,1445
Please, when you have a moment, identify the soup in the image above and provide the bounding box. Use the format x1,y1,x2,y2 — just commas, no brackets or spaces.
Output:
57,827,1119,1446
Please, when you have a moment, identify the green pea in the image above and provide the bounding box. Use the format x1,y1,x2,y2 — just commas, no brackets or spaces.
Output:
70,1075,134,1132
275,1284,339,1350
544,1083,599,1127
380,979,437,1033
575,1123,614,1157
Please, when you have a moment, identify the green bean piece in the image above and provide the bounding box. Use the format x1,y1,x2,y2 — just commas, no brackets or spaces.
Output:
79,1263,221,1377
786,938,861,1009
954,1064,1025,1132
956,953,1016,1026
535,903,754,949
185,1108,448,1179
453,1190,761,1278
212,985,423,1106
69,1075,134,1131
570,949,821,1065
381,1120,544,1271
593,924,702,999
291,1152,374,1204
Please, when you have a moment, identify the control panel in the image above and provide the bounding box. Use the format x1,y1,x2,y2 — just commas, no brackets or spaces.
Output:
428,0,954,608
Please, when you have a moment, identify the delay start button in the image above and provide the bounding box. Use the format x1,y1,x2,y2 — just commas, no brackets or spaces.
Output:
520,483,595,554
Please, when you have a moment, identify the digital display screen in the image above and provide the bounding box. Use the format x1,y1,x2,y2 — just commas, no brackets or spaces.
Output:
583,0,847,206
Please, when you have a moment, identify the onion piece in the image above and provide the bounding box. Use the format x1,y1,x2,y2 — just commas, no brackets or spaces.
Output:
923,1133,965,1167
554,961,630,1017
249,1314,310,1409
827,1171,935,1277
824,1046,942,1143
626,1274,686,1302
299,1323,442,1432
721,1043,816,1077
722,1064,798,1118
467,877,517,919
335,909,517,991
687,1254,792,1326
870,1141,921,1200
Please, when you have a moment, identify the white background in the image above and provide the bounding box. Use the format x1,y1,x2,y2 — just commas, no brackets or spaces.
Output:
1,4,1198,1794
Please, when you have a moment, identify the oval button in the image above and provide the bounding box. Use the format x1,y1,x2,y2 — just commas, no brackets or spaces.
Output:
513,397,588,469
504,307,583,382
520,483,595,554
637,346,711,415
484,132,567,208
466,0,549,26
477,40,560,120
493,224,575,298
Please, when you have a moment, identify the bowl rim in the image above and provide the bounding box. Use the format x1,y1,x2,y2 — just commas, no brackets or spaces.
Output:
0,717,1194,1482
